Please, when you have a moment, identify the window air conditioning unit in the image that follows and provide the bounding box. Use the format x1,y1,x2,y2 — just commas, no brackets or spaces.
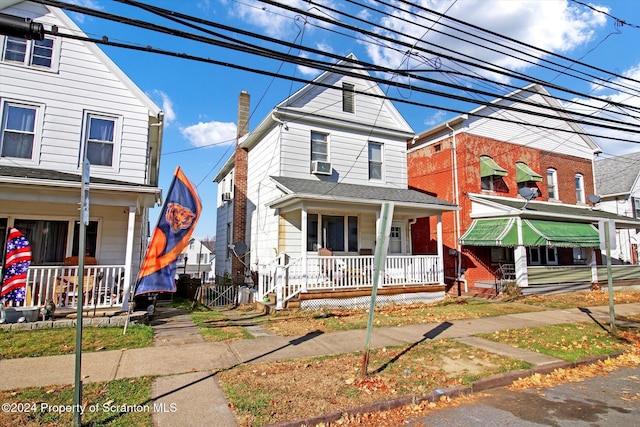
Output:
222,192,232,202
311,160,332,175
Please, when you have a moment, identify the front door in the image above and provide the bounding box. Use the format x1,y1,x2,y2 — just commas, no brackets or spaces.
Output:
389,221,404,254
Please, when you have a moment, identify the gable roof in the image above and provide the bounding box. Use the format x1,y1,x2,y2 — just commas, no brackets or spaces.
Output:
213,53,413,182
594,151,640,196
412,84,602,157
275,53,413,135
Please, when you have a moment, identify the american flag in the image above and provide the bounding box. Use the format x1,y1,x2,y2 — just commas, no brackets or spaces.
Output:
1,228,32,303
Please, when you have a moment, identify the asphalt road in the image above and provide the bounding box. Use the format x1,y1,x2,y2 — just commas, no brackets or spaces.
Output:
410,365,640,427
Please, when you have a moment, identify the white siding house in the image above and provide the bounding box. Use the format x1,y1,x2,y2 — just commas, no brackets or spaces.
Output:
214,55,458,309
177,238,215,283
0,1,163,311
594,151,640,265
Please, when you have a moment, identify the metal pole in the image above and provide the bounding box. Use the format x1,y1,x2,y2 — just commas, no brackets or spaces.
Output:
604,221,616,335
74,158,89,426
362,202,394,378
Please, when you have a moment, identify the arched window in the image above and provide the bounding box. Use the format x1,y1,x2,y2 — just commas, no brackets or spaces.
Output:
547,168,558,200
575,173,585,203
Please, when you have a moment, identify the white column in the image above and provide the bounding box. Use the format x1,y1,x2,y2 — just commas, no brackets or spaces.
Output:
589,247,598,285
514,217,528,287
301,206,308,292
436,214,444,284
121,206,137,312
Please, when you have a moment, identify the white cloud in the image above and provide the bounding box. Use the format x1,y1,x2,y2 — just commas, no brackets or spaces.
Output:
67,0,103,23
230,0,339,39
364,0,607,81
424,110,447,127
181,121,237,148
153,90,176,127
563,62,640,156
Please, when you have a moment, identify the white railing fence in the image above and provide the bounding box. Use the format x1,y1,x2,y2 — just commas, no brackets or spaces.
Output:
14,264,127,309
257,254,441,309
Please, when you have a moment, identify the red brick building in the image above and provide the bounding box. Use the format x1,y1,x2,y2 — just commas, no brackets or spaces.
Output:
407,85,640,296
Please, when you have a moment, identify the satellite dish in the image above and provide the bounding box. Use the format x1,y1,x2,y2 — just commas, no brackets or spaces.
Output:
518,187,538,201
588,194,601,204
232,241,248,257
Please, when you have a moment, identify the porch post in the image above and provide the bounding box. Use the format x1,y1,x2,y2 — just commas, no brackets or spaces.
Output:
514,217,529,287
589,248,598,285
436,214,444,284
301,207,308,292
121,206,137,312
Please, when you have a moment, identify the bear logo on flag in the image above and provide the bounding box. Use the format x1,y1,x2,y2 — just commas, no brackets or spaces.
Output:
166,203,196,233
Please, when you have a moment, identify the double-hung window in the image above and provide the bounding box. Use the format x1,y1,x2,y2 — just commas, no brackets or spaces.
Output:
547,168,559,200
311,131,328,162
368,142,383,180
2,36,56,69
1,102,37,160
84,114,117,167
575,173,585,203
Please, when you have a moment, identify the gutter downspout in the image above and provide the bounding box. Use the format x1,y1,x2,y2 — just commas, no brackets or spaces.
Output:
446,122,466,293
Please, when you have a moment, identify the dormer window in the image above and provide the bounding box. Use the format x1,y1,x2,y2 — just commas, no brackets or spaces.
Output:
342,82,355,113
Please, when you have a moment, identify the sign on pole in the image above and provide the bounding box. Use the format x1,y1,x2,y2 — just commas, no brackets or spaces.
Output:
361,202,394,377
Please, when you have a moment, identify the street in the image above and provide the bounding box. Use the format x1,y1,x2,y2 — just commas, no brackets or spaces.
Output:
411,365,640,426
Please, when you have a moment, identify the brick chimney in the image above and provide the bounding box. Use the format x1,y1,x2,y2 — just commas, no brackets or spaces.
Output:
232,91,250,286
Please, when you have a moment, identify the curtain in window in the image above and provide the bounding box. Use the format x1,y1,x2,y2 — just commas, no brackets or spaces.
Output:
1,105,35,158
368,143,382,180
87,117,115,166
14,220,68,265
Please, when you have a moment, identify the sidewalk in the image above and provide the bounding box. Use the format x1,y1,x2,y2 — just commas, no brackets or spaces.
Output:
1,302,639,426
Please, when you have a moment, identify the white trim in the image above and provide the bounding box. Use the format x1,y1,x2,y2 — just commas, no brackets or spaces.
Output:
80,110,123,173
0,98,44,166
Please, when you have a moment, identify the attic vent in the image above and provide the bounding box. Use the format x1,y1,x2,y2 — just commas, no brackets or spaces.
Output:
342,82,354,113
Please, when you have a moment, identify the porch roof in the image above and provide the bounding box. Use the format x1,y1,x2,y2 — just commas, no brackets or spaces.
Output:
460,218,600,247
0,165,162,208
460,218,518,246
469,193,640,228
269,176,458,213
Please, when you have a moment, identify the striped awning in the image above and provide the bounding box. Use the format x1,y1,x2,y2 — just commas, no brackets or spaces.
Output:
522,219,599,247
460,218,601,247
460,218,518,246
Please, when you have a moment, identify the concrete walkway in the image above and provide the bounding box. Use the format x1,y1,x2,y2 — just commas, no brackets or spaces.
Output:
0,302,639,427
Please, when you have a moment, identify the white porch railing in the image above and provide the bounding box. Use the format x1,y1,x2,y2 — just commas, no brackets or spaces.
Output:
257,254,441,310
12,265,127,309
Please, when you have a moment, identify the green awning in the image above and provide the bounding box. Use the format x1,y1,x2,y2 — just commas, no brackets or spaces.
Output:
516,162,542,183
460,218,519,246
480,156,508,177
522,219,599,247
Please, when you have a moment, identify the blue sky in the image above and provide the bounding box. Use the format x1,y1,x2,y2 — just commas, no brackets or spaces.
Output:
63,0,640,239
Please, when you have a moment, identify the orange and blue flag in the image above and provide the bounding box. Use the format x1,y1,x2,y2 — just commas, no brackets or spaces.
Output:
135,167,202,295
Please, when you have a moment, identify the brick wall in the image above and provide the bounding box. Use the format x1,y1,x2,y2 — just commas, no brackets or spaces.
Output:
408,132,596,292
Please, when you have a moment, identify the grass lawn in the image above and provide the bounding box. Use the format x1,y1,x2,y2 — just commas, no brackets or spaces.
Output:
0,377,153,427
477,322,636,362
0,325,153,359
